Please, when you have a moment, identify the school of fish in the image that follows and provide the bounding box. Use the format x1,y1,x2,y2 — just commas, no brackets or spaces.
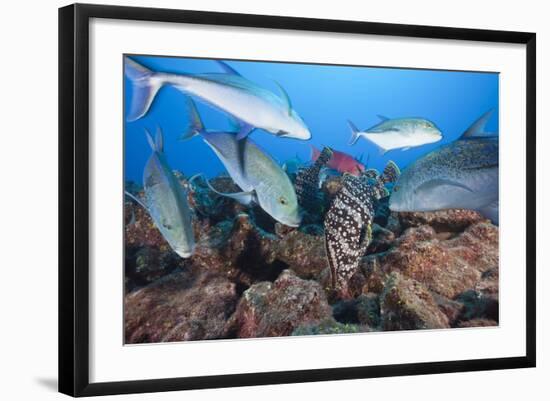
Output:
124,56,499,295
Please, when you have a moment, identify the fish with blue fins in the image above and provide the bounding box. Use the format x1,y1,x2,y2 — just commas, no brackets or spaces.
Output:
182,98,301,227
389,110,499,224
324,162,399,296
125,129,195,258
124,57,311,141
348,115,443,154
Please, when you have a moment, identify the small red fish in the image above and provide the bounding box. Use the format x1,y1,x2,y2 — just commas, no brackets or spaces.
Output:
310,145,365,176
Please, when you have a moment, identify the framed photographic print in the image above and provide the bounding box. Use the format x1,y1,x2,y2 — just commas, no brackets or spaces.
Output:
58,3,536,397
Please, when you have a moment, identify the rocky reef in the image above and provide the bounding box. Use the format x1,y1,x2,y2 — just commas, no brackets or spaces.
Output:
124,173,499,343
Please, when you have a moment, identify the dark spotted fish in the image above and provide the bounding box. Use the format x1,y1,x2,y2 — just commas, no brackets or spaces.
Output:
295,146,333,212
324,162,400,293
380,161,400,185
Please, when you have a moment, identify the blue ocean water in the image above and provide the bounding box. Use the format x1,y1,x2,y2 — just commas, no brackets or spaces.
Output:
124,55,498,183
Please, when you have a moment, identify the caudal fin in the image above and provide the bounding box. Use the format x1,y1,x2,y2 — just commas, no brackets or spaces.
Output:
125,57,163,122
144,128,164,153
347,120,361,145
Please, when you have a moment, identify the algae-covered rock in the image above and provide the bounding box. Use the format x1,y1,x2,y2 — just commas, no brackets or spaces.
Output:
292,319,362,336
332,293,381,328
398,209,487,232
225,270,333,338
378,222,498,299
381,272,450,330
125,269,238,343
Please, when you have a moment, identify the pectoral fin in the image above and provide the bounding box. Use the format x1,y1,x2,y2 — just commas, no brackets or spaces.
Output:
204,178,254,205
236,122,255,140
417,179,474,193
125,191,149,212
477,200,499,225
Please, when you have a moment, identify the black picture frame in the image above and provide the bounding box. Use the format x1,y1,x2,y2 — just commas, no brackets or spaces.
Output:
59,3,536,397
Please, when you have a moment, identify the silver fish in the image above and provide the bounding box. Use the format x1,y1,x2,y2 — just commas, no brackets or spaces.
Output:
389,110,498,224
324,163,399,295
125,129,195,258
184,99,301,227
125,57,311,141
348,115,442,154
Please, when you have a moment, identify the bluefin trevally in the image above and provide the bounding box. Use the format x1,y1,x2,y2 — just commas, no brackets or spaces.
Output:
348,115,443,154
389,110,498,224
124,57,311,141
125,129,195,258
182,99,301,227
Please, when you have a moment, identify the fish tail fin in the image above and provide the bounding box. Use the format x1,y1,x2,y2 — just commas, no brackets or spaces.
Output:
347,120,361,145
124,57,163,122
180,98,204,140
154,126,164,152
145,129,156,151
380,160,400,184
144,127,165,153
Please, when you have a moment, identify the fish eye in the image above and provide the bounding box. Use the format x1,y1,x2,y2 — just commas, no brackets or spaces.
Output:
279,196,288,205
393,185,399,192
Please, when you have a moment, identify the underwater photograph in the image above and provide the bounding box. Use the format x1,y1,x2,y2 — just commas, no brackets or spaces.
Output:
123,55,499,344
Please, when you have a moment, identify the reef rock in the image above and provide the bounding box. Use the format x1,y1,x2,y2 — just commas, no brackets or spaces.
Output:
377,222,499,299
381,272,450,330
124,201,189,290
275,228,328,281
292,319,362,336
226,270,333,338
191,213,283,288
332,293,381,328
398,209,487,232
125,269,238,343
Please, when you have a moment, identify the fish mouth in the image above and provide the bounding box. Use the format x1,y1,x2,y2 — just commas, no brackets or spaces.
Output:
281,216,302,227
175,248,194,258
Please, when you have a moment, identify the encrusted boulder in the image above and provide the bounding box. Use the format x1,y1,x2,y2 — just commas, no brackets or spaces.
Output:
125,269,238,343
381,272,450,331
225,270,333,338
398,209,487,232
275,228,329,280
377,222,499,299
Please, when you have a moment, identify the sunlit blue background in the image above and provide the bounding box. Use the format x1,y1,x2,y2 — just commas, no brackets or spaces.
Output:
124,55,499,183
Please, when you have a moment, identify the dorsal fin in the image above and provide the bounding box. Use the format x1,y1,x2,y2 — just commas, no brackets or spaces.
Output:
377,114,390,121
180,97,204,141
461,109,494,139
216,60,241,76
273,81,292,115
